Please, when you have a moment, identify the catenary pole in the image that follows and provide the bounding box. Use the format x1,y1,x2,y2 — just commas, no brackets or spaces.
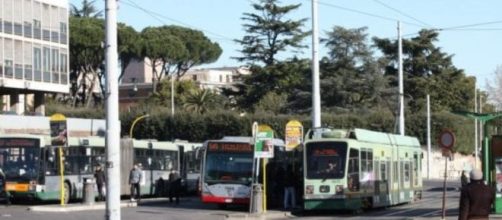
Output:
398,21,405,135
474,88,478,167
105,0,121,219
311,0,321,129
427,94,431,179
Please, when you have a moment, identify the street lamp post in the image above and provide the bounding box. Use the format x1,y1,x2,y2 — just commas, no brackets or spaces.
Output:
129,114,150,138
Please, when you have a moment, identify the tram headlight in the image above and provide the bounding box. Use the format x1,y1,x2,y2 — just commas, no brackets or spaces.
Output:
306,185,314,194
335,185,344,195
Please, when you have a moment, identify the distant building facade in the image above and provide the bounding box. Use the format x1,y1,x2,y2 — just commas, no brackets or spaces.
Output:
0,0,69,115
119,57,249,111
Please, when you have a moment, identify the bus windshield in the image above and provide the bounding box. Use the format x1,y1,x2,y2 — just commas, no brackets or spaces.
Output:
204,142,253,185
0,138,41,181
306,141,347,179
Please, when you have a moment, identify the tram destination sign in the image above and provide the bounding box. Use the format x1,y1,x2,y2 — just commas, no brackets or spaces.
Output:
207,142,253,153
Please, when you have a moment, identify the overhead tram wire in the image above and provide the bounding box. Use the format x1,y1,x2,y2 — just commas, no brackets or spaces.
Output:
120,0,235,43
400,19,502,38
301,0,426,28
373,0,434,28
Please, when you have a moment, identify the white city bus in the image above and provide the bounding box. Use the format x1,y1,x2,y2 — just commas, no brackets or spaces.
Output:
0,134,201,203
200,136,286,207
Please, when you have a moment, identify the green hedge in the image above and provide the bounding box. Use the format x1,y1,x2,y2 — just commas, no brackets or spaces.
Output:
121,108,477,154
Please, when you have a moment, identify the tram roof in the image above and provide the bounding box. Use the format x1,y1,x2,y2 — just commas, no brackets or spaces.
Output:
214,136,285,146
309,128,420,148
352,128,420,147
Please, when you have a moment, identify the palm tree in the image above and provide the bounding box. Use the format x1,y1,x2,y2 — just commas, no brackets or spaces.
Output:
183,89,220,114
70,0,103,18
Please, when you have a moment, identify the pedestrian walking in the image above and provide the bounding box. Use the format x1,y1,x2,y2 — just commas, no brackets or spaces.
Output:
169,169,181,204
94,164,106,201
129,164,142,202
459,169,495,220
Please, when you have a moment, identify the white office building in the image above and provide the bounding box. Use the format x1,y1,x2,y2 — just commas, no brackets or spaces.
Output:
0,0,69,115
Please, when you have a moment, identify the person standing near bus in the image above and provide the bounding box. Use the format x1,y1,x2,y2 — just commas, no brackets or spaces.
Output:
94,164,106,201
459,169,494,220
129,164,142,202
283,165,296,210
169,169,181,204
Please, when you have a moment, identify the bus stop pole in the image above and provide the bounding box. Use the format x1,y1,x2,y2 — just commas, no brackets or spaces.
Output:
59,147,64,206
262,158,267,213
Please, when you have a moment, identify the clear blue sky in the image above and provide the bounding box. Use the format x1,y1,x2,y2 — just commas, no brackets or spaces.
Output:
71,0,502,89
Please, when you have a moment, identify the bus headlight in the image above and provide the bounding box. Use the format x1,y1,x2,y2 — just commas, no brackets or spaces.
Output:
306,185,314,194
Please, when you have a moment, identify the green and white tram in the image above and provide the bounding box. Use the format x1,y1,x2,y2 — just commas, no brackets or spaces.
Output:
303,128,422,211
0,134,201,203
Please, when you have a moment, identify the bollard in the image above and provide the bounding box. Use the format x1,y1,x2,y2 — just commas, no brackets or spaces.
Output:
83,178,95,205
250,184,263,214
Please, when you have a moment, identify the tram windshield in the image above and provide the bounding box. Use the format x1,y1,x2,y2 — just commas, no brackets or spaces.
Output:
306,141,347,179
0,138,41,181
204,142,253,185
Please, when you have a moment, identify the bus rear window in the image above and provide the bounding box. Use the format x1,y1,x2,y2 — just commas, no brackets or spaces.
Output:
306,141,347,179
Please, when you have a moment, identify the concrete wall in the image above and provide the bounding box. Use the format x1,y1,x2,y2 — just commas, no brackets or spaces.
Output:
422,148,480,180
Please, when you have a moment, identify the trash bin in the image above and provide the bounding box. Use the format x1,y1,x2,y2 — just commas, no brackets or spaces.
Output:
83,178,95,205
250,184,263,214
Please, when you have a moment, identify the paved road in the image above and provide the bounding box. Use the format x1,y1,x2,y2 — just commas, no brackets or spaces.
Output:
0,179,463,220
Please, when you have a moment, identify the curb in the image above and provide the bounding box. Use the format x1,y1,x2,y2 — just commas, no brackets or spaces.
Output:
28,201,137,212
225,211,293,219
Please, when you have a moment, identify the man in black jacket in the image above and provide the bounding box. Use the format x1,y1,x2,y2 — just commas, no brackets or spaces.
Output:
459,169,494,220
94,164,106,201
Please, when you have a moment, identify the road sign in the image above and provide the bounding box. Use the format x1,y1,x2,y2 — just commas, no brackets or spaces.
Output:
253,124,274,158
285,120,303,151
438,130,455,149
50,113,67,147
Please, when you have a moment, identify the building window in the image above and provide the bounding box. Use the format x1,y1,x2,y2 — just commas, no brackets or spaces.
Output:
60,22,67,44
43,47,50,82
4,60,13,78
51,48,59,83
60,53,67,84
219,75,223,82
4,21,12,34
14,64,23,79
14,23,22,36
24,64,33,80
192,75,197,81
24,21,32,38
33,19,41,39
33,47,42,81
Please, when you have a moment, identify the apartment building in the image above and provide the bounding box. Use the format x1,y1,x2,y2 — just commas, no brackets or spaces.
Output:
0,0,69,115
119,58,249,110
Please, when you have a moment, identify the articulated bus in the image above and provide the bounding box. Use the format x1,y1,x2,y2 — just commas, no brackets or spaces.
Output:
200,136,289,207
303,128,422,211
0,134,201,203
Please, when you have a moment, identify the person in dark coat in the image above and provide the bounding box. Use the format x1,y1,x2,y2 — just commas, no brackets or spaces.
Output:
459,169,495,220
94,164,106,201
461,170,469,188
283,165,296,210
169,169,181,204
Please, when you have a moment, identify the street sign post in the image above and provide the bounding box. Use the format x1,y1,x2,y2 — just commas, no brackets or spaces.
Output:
50,113,67,206
438,129,455,220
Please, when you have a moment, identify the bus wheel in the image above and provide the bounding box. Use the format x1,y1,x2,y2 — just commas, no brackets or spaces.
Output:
63,182,71,204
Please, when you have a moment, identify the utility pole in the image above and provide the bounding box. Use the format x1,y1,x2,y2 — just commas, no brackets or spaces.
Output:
105,1,120,219
474,88,478,167
397,21,405,135
427,94,431,179
311,0,321,129
171,74,175,116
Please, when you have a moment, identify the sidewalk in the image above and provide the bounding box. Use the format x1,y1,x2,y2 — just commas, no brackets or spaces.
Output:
28,200,137,212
